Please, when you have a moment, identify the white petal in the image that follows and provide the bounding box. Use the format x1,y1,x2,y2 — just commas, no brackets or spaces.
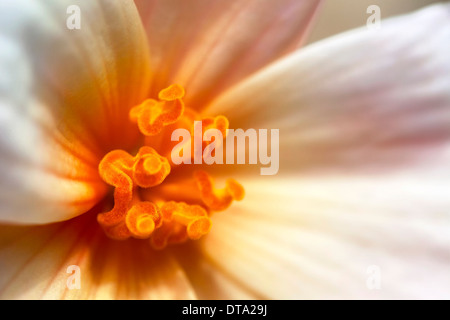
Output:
207,3,450,174
204,174,450,299
202,3,450,299
0,0,151,224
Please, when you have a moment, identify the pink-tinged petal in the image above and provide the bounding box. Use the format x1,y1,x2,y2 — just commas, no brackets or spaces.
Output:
207,3,450,175
0,0,151,224
135,0,322,109
0,211,197,300
204,175,450,299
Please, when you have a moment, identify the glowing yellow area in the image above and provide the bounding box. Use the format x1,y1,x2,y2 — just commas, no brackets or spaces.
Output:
97,85,244,249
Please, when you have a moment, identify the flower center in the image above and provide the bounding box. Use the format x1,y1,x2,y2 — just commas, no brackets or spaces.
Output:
97,84,244,249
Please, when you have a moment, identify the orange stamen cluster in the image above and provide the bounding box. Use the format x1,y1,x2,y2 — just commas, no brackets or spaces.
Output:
98,85,244,249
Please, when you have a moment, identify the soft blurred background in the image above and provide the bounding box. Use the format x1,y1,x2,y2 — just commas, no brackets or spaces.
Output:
308,0,442,44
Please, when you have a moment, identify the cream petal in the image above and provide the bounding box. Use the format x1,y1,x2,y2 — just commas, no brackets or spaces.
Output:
203,175,450,299
135,0,322,108
207,3,450,174
0,0,152,224
0,212,197,300
172,243,258,299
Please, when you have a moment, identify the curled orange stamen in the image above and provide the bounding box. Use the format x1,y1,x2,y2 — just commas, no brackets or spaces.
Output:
126,202,162,239
97,147,170,240
202,115,229,137
194,170,244,211
193,115,229,148
129,84,185,136
159,84,185,101
150,201,211,249
133,146,171,188
97,150,134,229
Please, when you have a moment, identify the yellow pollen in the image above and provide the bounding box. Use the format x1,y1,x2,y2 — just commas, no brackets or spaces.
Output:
97,84,244,249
